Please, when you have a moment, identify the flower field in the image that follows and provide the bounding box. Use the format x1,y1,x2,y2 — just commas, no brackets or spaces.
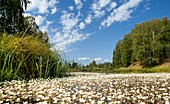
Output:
0,73,170,104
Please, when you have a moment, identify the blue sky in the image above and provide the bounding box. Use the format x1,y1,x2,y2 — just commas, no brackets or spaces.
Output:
25,0,170,65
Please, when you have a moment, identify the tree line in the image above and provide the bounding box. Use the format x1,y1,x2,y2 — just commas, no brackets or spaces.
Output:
67,17,170,72
68,60,112,73
112,17,170,68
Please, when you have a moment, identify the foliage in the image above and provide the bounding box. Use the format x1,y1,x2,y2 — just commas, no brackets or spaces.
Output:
112,17,170,68
112,40,123,68
69,61,112,73
19,16,49,43
0,0,69,82
0,0,30,34
0,0,48,42
0,33,67,81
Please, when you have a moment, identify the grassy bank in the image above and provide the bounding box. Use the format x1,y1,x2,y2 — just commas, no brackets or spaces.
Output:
0,33,68,82
69,66,170,73
112,67,170,73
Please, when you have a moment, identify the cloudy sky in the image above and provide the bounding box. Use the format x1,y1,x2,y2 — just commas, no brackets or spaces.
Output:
25,0,170,65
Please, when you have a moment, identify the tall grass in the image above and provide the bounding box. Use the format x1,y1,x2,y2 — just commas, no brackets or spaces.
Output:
0,33,68,82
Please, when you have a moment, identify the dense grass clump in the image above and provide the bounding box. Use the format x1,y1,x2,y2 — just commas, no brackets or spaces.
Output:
0,33,68,82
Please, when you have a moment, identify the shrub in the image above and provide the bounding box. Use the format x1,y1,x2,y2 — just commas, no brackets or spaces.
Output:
0,33,67,81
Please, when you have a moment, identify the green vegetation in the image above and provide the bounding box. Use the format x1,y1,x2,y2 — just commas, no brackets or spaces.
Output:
0,33,68,82
0,0,68,81
68,60,112,73
0,0,30,34
68,60,170,73
113,17,170,68
69,17,170,73
112,67,170,73
0,0,169,80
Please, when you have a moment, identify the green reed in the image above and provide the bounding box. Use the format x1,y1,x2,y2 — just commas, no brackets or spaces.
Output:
0,33,68,82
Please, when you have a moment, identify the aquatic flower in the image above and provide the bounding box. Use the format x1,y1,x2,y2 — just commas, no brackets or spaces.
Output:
0,73,169,103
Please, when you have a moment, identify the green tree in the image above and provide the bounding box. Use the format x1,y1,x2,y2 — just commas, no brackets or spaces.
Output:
121,34,132,67
131,18,170,66
112,40,122,68
89,60,97,71
102,62,112,73
160,17,170,59
90,60,96,67
21,16,49,43
131,19,159,66
113,17,170,68
0,0,30,34
71,61,78,69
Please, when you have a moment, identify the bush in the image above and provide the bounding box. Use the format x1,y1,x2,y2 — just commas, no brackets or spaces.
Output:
0,33,68,81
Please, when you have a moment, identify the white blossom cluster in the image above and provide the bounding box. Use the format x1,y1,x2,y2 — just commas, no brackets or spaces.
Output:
0,73,170,104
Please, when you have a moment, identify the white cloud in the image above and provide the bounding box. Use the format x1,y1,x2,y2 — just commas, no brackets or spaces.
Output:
101,0,142,27
25,0,144,53
74,0,83,10
85,14,92,24
107,2,117,11
119,0,128,4
79,22,86,29
91,57,109,63
50,9,91,51
92,57,102,62
51,29,88,51
27,1,40,11
40,26,49,32
91,0,111,18
34,15,46,26
50,28,58,33
91,3,98,11
78,57,90,61
92,0,111,11
77,57,110,64
144,3,150,11
24,13,32,17
60,11,79,31
39,0,49,14
99,0,111,8
40,21,53,32
104,59,109,62
94,10,105,18
69,6,74,11
55,34,87,50
46,20,53,26
51,7,57,14
49,0,58,6
27,0,59,14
